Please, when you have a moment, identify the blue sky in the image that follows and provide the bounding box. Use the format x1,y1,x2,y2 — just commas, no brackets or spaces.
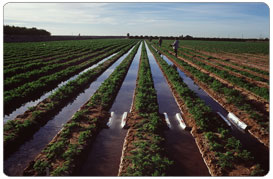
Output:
4,2,269,38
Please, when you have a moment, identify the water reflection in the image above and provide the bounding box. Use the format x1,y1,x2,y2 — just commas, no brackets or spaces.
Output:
145,42,210,176
157,47,269,173
4,45,136,176
78,43,142,176
4,52,118,123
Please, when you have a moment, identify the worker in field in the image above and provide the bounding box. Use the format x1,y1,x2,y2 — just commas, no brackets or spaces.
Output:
171,37,179,58
158,37,162,47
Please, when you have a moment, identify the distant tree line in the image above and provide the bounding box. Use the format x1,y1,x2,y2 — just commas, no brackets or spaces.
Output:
4,25,51,36
128,35,269,42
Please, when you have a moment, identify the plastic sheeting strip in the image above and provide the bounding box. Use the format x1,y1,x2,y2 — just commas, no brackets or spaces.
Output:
176,113,187,130
121,112,128,128
107,111,114,127
163,112,171,128
227,112,247,130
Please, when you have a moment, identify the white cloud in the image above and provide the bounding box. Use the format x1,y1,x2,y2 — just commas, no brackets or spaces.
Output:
3,2,269,38
4,3,116,25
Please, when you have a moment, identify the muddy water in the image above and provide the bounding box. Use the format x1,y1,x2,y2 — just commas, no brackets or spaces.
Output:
4,46,136,176
4,52,118,123
158,49,269,173
78,43,142,176
146,43,210,176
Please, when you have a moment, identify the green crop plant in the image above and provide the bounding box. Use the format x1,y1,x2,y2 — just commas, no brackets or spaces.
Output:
147,41,265,175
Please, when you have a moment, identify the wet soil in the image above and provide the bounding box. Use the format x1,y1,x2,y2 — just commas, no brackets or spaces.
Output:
158,49,269,147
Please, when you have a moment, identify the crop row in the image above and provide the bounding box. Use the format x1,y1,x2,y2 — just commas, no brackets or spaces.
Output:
182,45,269,76
119,43,173,176
4,42,80,64
181,51,269,89
23,42,141,176
176,49,269,101
4,40,130,69
160,41,269,76
4,45,81,66
182,45,268,66
152,44,268,145
4,39,128,71
4,43,117,78
5,40,129,74
4,44,122,91
158,42,269,101
4,44,64,61
4,42,136,157
147,42,265,176
179,47,269,84
4,41,136,114
4,39,120,64
172,40,269,55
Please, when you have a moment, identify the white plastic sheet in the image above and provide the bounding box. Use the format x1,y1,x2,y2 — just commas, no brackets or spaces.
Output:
227,112,247,130
121,112,128,128
176,113,187,129
163,112,171,128
107,111,114,127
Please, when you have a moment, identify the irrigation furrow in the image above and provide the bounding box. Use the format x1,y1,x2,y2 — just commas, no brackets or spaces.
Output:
4,51,117,123
182,53,269,88
78,42,142,176
4,44,117,79
183,46,268,68
145,42,210,176
152,44,269,147
20,42,140,176
4,43,137,160
4,44,126,91
182,46,269,73
4,42,135,114
180,47,269,82
4,39,124,66
147,42,268,176
166,49,269,104
156,43,269,95
118,42,172,176
4,46,88,68
4,45,90,68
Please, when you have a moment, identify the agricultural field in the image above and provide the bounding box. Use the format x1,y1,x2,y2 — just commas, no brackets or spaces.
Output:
4,38,269,176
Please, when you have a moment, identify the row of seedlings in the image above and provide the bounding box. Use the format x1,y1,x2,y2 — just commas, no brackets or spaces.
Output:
4,42,138,157
4,43,123,90
179,44,269,71
22,42,141,176
152,43,269,147
4,42,119,79
171,40,269,58
3,40,75,61
157,40,269,77
147,42,266,176
155,41,270,120
4,40,136,114
118,43,173,176
177,47,269,87
4,39,126,66
178,47,269,83
160,43,269,102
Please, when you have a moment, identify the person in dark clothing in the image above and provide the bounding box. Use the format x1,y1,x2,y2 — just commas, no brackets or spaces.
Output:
171,37,179,58
158,37,162,47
